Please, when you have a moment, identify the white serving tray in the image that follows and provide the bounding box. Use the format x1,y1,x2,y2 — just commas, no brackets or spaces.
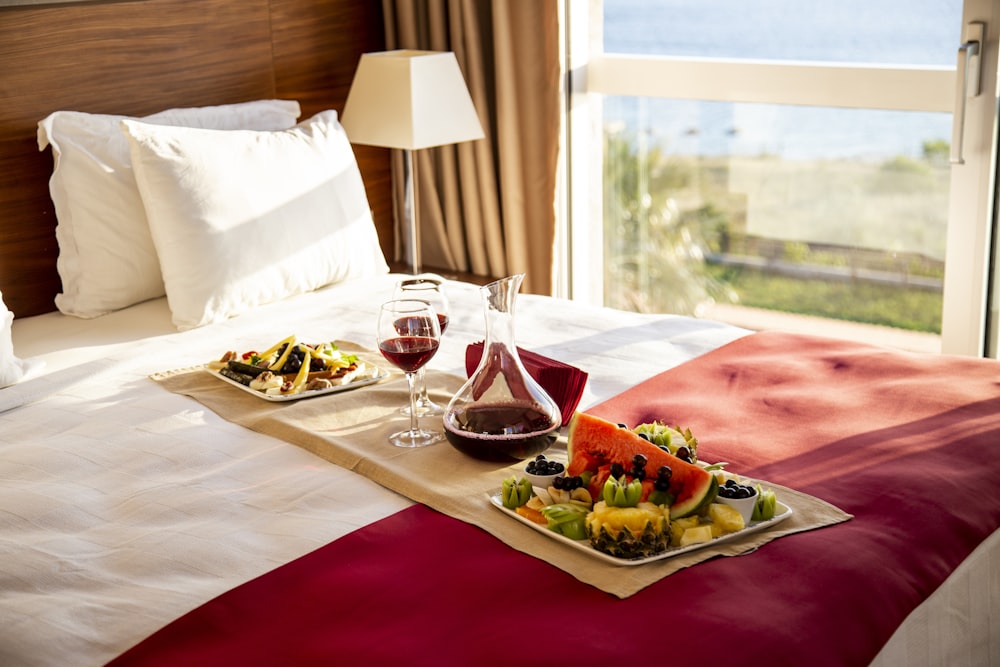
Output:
207,364,388,402
490,490,792,566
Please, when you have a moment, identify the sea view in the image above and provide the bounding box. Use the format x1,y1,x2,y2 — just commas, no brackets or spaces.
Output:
601,0,962,160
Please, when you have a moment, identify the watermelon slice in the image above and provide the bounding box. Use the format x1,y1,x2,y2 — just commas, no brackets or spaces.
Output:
567,412,717,519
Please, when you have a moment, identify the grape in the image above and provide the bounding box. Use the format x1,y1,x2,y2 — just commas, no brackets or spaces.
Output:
675,446,691,462
554,475,583,490
632,454,647,469
609,462,625,479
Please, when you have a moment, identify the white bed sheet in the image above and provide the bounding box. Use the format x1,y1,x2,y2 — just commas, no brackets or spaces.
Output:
1,274,995,666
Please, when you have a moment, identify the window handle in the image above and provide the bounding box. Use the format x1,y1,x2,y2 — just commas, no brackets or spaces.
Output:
950,22,984,165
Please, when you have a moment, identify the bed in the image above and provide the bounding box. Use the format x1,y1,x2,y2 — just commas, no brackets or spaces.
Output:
1,2,999,666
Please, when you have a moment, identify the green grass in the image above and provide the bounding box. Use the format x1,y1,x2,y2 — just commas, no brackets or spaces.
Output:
706,265,943,333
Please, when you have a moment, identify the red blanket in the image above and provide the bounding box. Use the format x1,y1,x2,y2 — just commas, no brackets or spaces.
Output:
108,332,1000,666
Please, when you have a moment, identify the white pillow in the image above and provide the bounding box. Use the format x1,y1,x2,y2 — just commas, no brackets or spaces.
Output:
121,110,389,330
38,100,302,319
0,290,36,389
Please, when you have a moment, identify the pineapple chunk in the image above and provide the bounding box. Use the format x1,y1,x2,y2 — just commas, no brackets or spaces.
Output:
670,516,701,546
679,524,714,546
708,503,746,534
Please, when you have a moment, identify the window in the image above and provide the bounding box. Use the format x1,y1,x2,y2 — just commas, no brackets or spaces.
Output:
560,0,999,356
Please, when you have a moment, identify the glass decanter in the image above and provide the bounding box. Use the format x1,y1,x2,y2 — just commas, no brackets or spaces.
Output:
443,274,561,462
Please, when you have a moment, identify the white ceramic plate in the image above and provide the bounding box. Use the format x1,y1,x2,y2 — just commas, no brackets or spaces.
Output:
207,364,389,402
489,491,792,566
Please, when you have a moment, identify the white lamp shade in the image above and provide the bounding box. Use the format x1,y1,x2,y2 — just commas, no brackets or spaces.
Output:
341,50,485,150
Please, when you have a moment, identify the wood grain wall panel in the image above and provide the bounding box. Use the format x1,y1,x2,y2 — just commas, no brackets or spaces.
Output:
268,0,393,267
0,0,390,318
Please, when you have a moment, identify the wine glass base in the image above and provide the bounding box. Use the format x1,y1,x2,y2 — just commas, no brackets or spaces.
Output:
399,398,444,417
388,428,445,448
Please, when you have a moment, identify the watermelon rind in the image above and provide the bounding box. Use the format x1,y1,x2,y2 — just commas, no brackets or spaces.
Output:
669,474,718,519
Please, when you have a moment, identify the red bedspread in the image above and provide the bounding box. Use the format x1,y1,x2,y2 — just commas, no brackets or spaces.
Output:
108,332,1000,667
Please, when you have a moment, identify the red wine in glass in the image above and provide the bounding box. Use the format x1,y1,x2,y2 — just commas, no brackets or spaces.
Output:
376,298,444,448
392,315,442,337
394,278,450,416
378,336,439,373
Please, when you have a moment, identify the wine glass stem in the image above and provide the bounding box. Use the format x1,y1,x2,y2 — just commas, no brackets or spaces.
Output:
417,367,430,404
406,371,419,434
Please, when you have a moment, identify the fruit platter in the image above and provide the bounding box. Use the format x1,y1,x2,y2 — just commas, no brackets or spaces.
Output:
490,412,792,566
206,335,388,402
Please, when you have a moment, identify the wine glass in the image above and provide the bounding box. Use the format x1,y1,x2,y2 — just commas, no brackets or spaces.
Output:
376,298,444,448
394,277,450,417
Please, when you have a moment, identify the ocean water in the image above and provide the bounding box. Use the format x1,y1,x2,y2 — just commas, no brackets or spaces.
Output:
602,0,963,159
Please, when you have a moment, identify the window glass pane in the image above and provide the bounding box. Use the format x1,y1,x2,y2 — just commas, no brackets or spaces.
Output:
602,97,949,336
603,0,961,66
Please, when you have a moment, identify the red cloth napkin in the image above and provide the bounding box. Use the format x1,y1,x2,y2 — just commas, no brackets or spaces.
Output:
464,341,588,426
109,332,1000,667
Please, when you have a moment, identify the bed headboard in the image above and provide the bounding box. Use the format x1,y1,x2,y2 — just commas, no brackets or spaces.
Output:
0,0,393,318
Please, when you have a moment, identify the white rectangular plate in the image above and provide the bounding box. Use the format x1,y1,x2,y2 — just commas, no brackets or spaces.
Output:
207,364,389,402
489,491,792,566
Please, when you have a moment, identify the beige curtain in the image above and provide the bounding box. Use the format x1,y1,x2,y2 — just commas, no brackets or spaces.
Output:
382,0,560,295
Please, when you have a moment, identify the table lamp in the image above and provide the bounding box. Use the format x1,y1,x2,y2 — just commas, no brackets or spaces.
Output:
341,50,485,275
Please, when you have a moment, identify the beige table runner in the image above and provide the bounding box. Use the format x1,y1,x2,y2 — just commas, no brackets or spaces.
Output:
151,342,851,598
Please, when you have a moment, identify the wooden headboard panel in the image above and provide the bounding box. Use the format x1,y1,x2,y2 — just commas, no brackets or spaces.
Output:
0,0,392,318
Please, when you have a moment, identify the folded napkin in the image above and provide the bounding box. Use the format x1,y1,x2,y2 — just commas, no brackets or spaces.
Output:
465,341,588,426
